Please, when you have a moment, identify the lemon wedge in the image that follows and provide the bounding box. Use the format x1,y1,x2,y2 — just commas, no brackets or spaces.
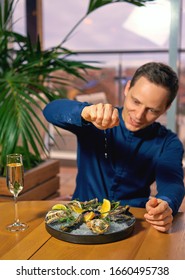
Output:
52,204,67,210
100,199,111,218
70,205,84,214
83,211,96,222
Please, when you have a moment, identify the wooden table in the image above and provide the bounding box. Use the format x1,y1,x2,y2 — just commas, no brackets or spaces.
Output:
0,200,185,260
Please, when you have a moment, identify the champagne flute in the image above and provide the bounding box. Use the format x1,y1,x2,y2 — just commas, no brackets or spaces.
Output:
6,153,28,231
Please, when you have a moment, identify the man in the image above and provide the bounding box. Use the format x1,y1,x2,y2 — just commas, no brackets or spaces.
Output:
43,62,185,233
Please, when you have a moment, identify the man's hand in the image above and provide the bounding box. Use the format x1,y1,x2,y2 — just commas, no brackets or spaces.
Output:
81,103,119,129
144,197,173,232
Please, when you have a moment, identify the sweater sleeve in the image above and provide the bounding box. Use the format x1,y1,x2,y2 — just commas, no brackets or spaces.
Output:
43,99,89,132
155,134,185,215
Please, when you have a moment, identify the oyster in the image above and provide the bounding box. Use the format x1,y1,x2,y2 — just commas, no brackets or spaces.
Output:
67,200,82,209
86,218,110,234
45,210,69,224
81,198,99,210
60,213,83,232
108,205,132,222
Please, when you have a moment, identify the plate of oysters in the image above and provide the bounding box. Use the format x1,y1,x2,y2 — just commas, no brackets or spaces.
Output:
45,198,136,244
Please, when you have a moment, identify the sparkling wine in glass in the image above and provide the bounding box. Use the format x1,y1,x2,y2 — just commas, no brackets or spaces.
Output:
6,153,28,231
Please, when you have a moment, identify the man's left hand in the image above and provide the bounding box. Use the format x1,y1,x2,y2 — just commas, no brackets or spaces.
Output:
144,197,173,232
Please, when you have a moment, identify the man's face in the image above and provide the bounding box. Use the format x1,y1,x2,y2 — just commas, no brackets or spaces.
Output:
122,77,170,132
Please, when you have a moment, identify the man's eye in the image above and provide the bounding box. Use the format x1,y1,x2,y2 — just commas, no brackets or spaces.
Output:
133,99,140,104
148,109,159,114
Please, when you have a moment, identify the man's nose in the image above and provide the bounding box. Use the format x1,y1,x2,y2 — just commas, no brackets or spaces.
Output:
135,107,146,120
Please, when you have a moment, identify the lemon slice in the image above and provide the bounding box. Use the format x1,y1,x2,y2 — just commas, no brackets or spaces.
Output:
52,204,67,210
100,199,111,218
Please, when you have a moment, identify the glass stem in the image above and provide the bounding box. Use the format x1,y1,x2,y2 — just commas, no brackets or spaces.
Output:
14,196,19,224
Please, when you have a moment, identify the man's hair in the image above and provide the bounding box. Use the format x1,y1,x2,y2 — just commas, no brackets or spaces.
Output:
130,62,179,107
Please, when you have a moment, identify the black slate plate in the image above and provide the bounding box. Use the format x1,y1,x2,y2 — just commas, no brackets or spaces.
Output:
45,211,136,244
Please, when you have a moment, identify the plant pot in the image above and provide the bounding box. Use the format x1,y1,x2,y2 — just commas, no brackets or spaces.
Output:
0,159,60,201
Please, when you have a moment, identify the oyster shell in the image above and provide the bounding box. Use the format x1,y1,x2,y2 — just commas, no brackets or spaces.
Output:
86,218,110,234
45,210,69,224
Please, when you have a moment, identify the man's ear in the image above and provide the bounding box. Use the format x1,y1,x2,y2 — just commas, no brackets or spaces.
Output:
124,80,131,97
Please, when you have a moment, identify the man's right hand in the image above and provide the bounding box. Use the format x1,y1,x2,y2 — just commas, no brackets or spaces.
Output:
81,103,119,129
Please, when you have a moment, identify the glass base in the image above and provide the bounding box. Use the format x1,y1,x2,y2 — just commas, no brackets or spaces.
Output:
6,222,29,232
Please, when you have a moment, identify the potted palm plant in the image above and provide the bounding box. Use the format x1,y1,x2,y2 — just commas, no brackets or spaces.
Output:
0,0,154,200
